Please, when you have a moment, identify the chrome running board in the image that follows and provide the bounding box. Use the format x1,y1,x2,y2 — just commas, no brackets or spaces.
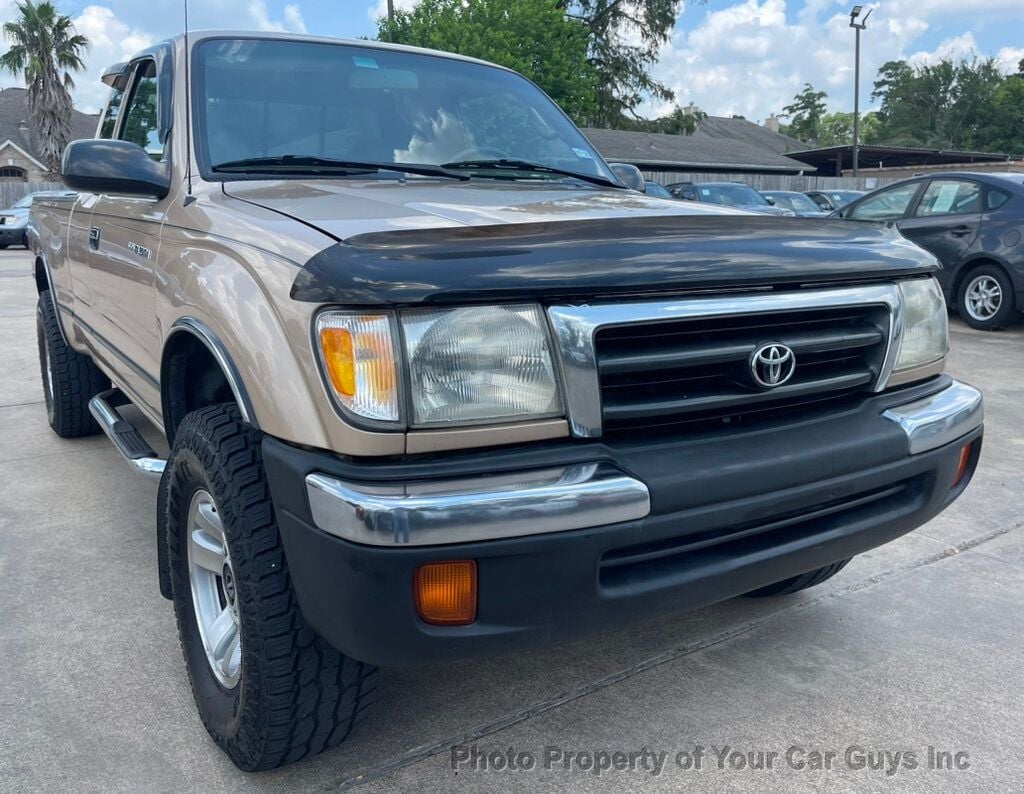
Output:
89,389,166,481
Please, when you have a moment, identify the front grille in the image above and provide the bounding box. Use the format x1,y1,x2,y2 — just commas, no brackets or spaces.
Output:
595,305,890,434
599,475,925,591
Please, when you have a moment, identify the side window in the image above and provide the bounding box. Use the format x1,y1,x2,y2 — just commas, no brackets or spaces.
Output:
986,188,1012,211
119,61,164,160
97,86,125,139
914,180,981,217
848,182,920,221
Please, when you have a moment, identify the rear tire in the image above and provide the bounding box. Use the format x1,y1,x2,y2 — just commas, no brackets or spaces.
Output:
957,265,1016,331
165,404,377,771
36,290,109,437
745,558,852,597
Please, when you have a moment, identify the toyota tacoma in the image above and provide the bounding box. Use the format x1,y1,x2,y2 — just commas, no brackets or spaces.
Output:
29,32,983,771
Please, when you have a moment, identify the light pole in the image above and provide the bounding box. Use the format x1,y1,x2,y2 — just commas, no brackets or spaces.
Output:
849,5,872,177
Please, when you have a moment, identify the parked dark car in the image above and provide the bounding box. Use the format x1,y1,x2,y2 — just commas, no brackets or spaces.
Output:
805,189,865,212
666,181,794,216
644,180,674,199
0,191,76,248
761,190,830,218
835,172,1024,330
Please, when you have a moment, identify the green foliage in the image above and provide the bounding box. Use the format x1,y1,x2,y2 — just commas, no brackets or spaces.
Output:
560,0,682,127
0,0,88,174
379,0,598,123
871,56,1019,152
815,110,881,147
378,0,684,128
781,83,827,143
615,105,706,135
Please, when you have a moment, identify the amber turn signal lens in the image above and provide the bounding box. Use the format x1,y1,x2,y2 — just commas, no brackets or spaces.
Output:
319,327,356,396
414,561,477,626
952,442,973,487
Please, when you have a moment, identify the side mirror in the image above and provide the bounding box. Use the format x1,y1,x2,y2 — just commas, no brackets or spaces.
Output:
608,162,645,192
61,139,170,199
764,196,776,206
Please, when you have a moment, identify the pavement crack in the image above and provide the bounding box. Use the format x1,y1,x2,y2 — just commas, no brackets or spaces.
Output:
324,520,1021,791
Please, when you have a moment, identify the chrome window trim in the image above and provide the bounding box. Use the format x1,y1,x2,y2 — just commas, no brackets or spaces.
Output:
546,284,904,438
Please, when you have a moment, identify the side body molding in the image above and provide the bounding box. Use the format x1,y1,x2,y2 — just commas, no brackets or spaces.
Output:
166,317,259,428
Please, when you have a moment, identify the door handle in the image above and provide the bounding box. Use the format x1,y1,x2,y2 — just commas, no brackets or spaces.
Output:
950,225,973,237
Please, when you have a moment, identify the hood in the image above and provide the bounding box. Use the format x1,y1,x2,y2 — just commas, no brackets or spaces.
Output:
223,178,750,239
288,212,939,306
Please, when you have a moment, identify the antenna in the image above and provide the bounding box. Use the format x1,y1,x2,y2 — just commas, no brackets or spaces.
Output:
183,0,196,205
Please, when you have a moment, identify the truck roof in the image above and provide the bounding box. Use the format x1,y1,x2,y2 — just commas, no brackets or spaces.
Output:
113,30,512,78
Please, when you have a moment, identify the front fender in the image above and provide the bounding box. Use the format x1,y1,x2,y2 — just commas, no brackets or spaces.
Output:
156,229,404,455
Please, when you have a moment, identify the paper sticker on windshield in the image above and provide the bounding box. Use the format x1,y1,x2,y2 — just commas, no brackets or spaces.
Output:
572,147,594,160
701,188,711,196
353,56,379,69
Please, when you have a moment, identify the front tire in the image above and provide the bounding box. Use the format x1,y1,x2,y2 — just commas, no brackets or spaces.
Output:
36,290,109,437
958,265,1016,331
745,558,852,597
165,405,376,771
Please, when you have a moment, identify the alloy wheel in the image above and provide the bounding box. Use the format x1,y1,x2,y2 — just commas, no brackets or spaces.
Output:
187,489,241,689
964,275,1003,322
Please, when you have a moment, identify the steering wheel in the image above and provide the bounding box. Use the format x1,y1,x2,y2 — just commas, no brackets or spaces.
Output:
447,146,511,163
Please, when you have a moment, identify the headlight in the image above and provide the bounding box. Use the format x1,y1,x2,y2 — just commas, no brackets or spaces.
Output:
315,311,400,423
889,278,948,386
401,304,562,427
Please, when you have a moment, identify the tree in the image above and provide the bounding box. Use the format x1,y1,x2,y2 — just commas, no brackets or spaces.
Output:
0,1,88,175
617,104,706,135
816,110,881,147
871,57,1006,150
781,83,827,144
559,0,682,127
379,0,598,123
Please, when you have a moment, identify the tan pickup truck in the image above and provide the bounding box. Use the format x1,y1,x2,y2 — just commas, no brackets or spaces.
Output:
30,32,983,771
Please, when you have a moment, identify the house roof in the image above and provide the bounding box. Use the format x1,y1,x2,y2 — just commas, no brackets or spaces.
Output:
581,117,812,174
0,87,99,165
789,144,1024,174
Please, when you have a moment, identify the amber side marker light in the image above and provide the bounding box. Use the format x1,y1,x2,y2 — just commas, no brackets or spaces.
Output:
952,442,974,488
414,561,477,626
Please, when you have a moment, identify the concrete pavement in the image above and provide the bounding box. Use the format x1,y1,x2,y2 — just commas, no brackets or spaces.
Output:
0,247,1022,792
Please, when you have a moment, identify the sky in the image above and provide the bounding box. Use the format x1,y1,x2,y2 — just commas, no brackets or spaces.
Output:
0,0,1022,122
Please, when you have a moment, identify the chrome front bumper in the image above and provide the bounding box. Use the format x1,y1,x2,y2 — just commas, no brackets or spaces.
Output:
882,380,983,454
304,379,983,547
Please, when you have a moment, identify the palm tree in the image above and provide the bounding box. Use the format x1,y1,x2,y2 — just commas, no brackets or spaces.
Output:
0,1,89,176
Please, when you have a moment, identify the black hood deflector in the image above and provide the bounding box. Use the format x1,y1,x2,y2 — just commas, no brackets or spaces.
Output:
290,215,937,306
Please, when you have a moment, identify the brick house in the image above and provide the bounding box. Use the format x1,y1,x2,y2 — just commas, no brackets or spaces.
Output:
0,87,99,180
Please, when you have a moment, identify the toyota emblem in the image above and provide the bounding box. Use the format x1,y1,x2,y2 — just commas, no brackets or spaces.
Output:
750,343,796,388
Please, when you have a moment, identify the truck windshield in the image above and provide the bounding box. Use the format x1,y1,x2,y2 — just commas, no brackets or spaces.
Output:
195,38,614,184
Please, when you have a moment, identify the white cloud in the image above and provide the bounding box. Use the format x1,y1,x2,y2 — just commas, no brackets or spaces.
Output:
71,5,157,113
367,0,420,24
249,0,308,32
908,32,978,66
647,0,1024,123
995,46,1024,74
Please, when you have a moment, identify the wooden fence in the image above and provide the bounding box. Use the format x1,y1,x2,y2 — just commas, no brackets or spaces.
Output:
640,171,902,192
0,181,67,209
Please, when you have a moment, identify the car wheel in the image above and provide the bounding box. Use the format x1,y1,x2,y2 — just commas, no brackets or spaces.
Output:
744,558,851,597
0,244,8,250
36,290,109,437
165,404,377,771
958,265,1016,331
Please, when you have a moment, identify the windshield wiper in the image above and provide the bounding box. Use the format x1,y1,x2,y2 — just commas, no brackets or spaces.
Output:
211,155,469,181
441,158,623,189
